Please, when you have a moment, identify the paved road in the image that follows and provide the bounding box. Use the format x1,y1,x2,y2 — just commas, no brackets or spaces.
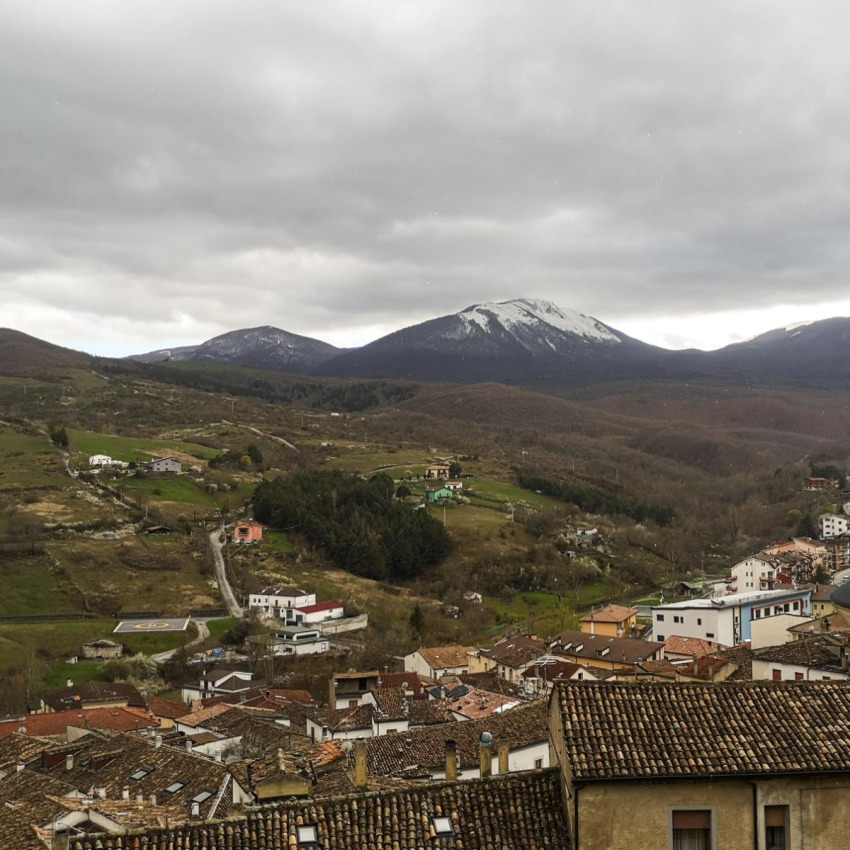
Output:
151,619,211,663
209,527,244,618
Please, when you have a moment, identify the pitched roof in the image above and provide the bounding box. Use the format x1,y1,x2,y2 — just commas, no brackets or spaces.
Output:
148,696,191,720
663,635,727,658
448,687,519,720
753,633,850,672
548,629,663,666
296,600,344,614
177,701,236,729
40,681,146,711
555,680,850,781
716,645,754,682
370,687,408,721
367,700,546,776
0,707,159,740
521,661,587,682
0,769,80,850
413,645,474,671
69,770,570,850
258,585,310,596
481,635,546,668
580,605,638,624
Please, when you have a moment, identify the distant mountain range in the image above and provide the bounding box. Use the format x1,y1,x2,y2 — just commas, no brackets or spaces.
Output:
4,298,850,388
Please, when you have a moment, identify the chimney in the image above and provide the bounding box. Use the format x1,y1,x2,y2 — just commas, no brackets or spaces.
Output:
154,734,162,749
122,787,130,800
16,763,24,773
479,732,492,778
65,754,74,771
97,787,106,799
445,740,458,781
497,740,509,775
842,646,849,673
149,794,157,806
136,794,144,805
185,739,193,753
215,749,223,763
66,679,74,688
354,739,368,789
191,801,201,817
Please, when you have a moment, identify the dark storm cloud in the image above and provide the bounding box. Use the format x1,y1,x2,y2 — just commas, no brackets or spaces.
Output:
1,0,849,353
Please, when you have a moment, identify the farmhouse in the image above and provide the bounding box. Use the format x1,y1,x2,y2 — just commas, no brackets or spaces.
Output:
147,456,182,473
231,521,265,543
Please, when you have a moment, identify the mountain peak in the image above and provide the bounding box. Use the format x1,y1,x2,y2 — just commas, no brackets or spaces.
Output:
456,298,622,344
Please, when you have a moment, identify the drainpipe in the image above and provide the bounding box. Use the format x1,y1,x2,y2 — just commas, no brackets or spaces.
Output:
573,785,580,850
744,779,759,850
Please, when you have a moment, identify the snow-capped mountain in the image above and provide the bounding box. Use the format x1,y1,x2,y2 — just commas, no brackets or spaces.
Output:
317,298,663,383
128,326,342,374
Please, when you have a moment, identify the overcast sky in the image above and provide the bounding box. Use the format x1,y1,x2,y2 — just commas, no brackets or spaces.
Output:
2,1,850,356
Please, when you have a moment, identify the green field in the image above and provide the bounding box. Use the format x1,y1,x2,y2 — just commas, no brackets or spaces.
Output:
466,477,562,510
484,583,612,635
68,430,219,463
0,555,77,616
0,620,198,679
0,422,67,489
205,617,239,643
262,530,294,553
120,476,255,511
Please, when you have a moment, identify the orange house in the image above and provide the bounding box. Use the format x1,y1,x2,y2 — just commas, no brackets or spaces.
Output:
580,604,639,637
232,522,265,544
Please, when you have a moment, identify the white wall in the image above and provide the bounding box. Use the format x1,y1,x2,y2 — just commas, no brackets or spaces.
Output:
652,607,731,646
750,613,810,649
752,658,849,682
428,741,549,780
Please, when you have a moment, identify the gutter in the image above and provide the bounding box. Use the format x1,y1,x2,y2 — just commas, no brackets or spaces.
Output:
744,779,759,850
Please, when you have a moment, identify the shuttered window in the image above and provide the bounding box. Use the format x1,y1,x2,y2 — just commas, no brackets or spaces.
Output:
672,810,711,850
765,805,788,850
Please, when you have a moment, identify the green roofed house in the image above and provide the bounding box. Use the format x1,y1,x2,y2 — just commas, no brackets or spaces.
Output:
426,485,454,503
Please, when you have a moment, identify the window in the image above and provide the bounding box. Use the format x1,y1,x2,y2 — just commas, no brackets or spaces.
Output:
657,635,665,642
697,618,702,626
755,609,761,619
129,766,154,782
794,672,803,681
297,824,320,847
164,779,187,795
672,809,711,850
705,633,714,639
534,758,543,768
191,790,214,804
783,603,790,613
432,817,454,838
765,805,788,850
772,669,782,681
657,614,665,622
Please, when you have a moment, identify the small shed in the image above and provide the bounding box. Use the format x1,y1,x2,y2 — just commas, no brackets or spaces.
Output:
232,521,265,544
81,639,124,660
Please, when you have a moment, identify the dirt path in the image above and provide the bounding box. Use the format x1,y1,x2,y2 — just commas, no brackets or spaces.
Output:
209,527,243,618
220,420,298,452
151,619,211,663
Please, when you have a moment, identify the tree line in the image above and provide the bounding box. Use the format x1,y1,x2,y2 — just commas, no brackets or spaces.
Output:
517,472,676,526
253,470,452,581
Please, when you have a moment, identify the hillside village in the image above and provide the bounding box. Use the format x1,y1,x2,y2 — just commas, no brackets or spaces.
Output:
4,360,850,848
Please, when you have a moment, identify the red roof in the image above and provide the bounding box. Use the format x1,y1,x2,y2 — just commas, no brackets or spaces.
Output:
0,707,159,739
296,601,343,614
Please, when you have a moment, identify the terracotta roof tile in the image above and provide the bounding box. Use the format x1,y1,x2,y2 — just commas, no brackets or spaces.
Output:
414,645,474,671
555,679,850,781
0,707,159,740
39,681,146,711
69,770,569,850
580,605,638,624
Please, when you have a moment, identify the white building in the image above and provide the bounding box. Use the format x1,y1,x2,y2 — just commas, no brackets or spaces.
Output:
404,645,474,680
752,635,850,682
89,454,113,467
269,625,329,656
819,514,849,539
148,456,181,473
651,588,812,647
728,555,780,593
248,587,316,620
291,601,344,625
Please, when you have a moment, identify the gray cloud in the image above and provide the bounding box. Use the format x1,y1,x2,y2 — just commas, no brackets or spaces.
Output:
2,0,850,354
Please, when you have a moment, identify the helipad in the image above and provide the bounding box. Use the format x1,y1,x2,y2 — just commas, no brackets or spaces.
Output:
113,617,191,634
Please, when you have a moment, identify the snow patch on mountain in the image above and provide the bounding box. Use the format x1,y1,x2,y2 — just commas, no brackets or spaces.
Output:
458,298,621,345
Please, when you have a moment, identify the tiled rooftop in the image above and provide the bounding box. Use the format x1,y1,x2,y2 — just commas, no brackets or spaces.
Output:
555,680,850,781
69,770,569,850
481,635,546,669
753,633,850,671
663,635,727,658
40,681,146,712
547,629,663,665
414,645,474,671
0,707,159,740
367,700,546,776
580,604,638,624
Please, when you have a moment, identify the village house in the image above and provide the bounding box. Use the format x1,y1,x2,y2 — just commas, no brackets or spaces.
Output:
580,604,639,637
550,679,850,850
425,484,454,503
763,537,830,575
787,613,840,641
546,629,664,672
446,687,521,721
0,706,159,740
651,587,812,646
146,456,182,473
79,639,124,660
328,671,423,709
662,635,727,661
805,583,838,618
367,699,549,780
292,600,344,625
423,463,450,480
751,633,850,682
230,521,265,544
181,668,258,703
257,625,330,656
248,586,316,620
804,475,831,490
471,635,546,684
519,660,597,698
819,512,849,539
38,681,146,714
404,645,475,680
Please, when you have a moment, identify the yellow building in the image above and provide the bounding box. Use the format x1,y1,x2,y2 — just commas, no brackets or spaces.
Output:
550,679,850,850
579,604,638,637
